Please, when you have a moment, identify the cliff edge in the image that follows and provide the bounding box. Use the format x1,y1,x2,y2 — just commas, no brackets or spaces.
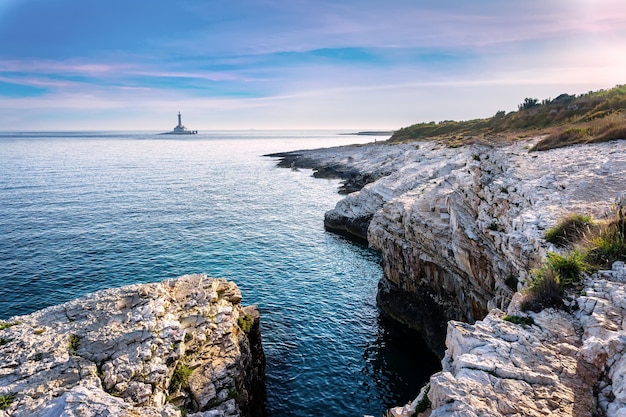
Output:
0,275,266,417
274,137,626,416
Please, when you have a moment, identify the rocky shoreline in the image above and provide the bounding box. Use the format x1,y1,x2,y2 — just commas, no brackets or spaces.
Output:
271,137,626,416
0,275,265,417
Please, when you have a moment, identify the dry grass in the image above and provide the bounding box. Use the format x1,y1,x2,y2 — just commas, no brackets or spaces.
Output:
585,218,626,269
390,84,626,148
530,113,626,151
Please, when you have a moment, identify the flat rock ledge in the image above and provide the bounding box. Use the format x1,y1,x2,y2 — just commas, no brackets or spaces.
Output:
387,262,626,417
0,275,266,417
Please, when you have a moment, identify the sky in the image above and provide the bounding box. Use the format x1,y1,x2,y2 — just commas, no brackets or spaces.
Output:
0,0,625,131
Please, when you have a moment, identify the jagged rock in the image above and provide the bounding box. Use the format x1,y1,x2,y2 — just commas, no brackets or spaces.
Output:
274,139,626,356
419,262,626,417
0,275,266,417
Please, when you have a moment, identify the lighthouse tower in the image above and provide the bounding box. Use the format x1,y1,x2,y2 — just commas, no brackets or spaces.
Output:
161,112,197,134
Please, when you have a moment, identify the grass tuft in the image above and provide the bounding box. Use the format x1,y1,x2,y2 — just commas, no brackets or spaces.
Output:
585,218,626,268
170,361,193,392
546,251,588,286
545,214,594,247
0,393,16,410
503,315,535,326
521,268,564,312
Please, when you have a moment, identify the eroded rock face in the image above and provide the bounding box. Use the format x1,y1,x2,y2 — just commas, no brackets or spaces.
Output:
369,140,626,356
0,275,266,417
279,139,626,356
418,262,626,417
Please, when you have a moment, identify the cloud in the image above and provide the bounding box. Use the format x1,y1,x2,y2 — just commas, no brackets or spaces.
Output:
1,0,625,129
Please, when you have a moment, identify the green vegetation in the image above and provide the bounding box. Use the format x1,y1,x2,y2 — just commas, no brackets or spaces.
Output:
170,361,193,392
237,313,254,333
389,84,626,150
524,202,626,312
415,383,432,414
0,337,11,346
586,219,626,268
227,388,241,402
503,315,535,326
545,213,594,247
530,113,626,151
68,334,80,355
0,393,16,410
546,251,589,286
0,321,18,331
522,268,564,312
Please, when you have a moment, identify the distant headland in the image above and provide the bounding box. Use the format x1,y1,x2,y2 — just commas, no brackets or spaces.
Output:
340,131,395,136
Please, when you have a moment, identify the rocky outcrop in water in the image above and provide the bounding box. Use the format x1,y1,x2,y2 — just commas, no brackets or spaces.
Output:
0,275,265,417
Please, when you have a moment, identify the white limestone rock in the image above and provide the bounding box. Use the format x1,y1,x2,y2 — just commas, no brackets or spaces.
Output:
0,275,264,417
287,138,626,355
420,262,626,417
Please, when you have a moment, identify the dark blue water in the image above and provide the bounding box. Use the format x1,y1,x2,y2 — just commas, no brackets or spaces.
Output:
0,131,439,416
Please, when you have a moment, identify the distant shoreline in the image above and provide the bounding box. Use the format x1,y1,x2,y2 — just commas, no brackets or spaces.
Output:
339,131,394,136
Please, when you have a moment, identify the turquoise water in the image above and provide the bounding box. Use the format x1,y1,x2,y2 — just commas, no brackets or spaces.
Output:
0,131,439,416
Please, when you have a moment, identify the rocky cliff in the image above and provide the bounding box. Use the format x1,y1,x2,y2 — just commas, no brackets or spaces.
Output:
387,261,626,417
277,139,626,356
274,137,626,416
0,275,266,417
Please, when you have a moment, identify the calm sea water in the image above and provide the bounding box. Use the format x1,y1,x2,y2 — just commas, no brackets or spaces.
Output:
0,130,439,416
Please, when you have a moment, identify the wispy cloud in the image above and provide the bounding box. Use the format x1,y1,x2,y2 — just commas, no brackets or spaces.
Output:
0,0,625,129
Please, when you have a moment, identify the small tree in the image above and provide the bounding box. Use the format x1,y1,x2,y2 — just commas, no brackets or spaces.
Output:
518,98,539,110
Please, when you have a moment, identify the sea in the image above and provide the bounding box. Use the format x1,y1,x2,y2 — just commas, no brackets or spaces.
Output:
0,130,439,416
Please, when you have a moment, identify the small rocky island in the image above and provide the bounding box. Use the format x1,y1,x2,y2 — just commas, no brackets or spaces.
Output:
0,275,265,417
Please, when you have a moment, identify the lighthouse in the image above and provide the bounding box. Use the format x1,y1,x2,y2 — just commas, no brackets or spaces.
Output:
161,112,197,135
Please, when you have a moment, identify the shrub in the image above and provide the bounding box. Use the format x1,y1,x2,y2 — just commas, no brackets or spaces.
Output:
545,214,593,247
546,251,588,286
521,268,563,312
170,361,193,392
415,383,431,413
68,334,80,355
